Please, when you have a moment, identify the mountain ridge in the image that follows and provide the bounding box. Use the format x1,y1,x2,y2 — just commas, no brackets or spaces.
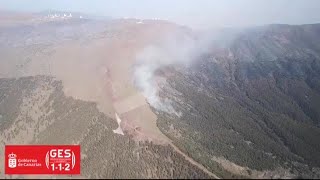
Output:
0,11,319,178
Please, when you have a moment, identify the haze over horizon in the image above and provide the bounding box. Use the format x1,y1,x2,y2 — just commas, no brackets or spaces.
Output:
1,0,320,29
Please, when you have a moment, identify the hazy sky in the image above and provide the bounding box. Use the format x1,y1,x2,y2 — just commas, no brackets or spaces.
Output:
1,0,320,28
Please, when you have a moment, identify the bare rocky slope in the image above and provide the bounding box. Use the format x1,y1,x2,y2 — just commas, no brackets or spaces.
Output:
0,12,215,179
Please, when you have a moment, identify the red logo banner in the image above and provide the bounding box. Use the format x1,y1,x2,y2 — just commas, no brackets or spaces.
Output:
5,145,80,175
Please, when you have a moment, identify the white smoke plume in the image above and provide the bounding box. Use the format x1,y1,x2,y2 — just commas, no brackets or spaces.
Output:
132,30,209,115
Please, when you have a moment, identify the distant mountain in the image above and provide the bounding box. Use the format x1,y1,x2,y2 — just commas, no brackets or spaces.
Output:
34,9,110,21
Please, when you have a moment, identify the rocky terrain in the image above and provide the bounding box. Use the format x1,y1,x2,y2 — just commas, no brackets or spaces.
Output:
0,11,216,179
0,10,320,179
0,76,212,178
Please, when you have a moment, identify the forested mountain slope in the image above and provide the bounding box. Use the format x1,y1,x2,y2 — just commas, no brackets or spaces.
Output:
155,24,320,178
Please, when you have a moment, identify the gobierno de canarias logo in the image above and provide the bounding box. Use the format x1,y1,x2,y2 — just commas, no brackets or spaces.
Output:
8,152,17,168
